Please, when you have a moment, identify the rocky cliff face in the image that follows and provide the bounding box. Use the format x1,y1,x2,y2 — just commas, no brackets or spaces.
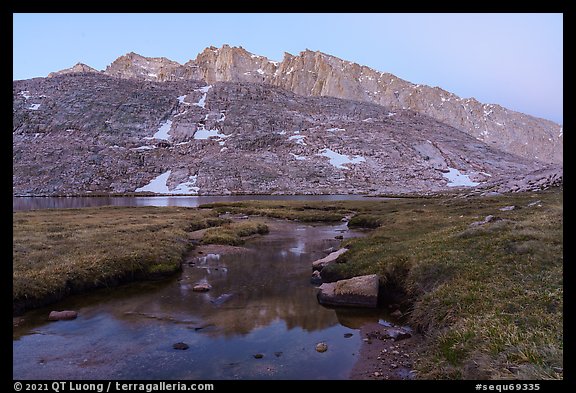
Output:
82,45,562,164
13,73,554,196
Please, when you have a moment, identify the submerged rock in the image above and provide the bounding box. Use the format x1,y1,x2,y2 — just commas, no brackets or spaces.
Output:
193,283,212,292
210,293,233,305
48,310,78,321
173,342,189,350
310,270,322,285
317,274,379,308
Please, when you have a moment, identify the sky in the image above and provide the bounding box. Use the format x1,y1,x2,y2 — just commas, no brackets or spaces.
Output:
13,13,563,124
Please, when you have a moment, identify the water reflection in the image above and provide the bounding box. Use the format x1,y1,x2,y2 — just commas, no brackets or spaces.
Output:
13,195,389,211
13,220,384,379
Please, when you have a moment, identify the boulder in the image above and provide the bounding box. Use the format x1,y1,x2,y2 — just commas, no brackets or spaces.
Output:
317,274,379,308
48,310,78,321
312,248,348,271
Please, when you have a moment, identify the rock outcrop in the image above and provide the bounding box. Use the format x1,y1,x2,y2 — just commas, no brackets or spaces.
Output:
13,73,551,196
45,45,562,164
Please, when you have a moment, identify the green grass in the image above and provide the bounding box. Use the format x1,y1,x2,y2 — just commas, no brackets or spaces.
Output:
200,200,348,222
201,221,269,246
13,206,230,313
350,189,563,379
208,189,563,379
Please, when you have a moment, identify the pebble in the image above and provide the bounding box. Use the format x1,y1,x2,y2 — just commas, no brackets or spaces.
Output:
253,353,264,359
316,342,328,353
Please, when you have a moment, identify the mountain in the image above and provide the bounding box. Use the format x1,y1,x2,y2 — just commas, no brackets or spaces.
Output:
47,62,100,78
13,72,560,196
84,45,563,164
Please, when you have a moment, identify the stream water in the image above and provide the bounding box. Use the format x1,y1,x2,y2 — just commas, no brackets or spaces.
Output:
13,219,390,380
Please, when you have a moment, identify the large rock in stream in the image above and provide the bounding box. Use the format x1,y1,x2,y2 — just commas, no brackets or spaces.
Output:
317,274,379,308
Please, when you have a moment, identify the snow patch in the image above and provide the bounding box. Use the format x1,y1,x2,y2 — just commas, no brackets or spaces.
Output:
442,168,480,187
177,95,188,105
288,135,306,145
194,85,212,108
256,68,265,75
194,126,230,143
147,120,172,141
20,91,31,99
172,175,200,194
290,153,307,161
326,127,345,132
133,145,157,151
318,148,365,170
135,171,172,193
28,103,41,110
135,171,200,194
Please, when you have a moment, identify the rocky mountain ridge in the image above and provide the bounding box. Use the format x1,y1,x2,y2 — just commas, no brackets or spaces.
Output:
47,45,563,164
13,73,559,196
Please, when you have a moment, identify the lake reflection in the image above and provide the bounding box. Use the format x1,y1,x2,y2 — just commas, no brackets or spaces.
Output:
13,194,388,211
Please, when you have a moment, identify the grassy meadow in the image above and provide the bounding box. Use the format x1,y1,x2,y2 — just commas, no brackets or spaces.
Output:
203,188,563,379
13,206,267,313
13,187,562,379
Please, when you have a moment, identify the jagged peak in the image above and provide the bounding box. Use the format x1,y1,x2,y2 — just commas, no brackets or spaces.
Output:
113,52,182,65
197,44,257,58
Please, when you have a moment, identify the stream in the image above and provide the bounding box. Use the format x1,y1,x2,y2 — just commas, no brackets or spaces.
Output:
13,218,391,380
